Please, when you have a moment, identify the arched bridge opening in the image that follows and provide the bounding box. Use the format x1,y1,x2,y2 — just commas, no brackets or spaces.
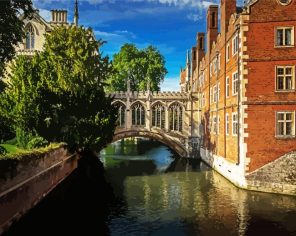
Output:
112,130,188,157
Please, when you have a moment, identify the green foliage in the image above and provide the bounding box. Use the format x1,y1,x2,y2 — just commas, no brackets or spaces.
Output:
27,136,48,149
0,0,34,76
0,143,63,160
0,144,23,154
107,43,167,92
1,26,117,152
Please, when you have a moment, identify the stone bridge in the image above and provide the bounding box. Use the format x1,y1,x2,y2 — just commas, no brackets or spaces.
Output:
108,89,200,157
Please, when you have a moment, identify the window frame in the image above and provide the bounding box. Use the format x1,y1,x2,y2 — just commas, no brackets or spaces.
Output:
226,77,230,97
232,33,239,56
275,111,295,138
275,65,295,92
226,113,230,136
275,26,294,48
232,112,238,136
226,44,230,62
232,71,239,96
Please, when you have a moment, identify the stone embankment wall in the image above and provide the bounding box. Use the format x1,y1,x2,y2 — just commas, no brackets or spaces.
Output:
0,146,78,234
246,152,296,196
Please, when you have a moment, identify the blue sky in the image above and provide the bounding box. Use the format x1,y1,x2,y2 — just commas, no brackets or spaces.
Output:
33,0,244,91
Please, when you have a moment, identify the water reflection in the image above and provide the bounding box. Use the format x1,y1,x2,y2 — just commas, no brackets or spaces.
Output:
101,138,296,236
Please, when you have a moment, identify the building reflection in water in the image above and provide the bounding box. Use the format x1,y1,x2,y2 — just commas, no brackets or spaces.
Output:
101,138,296,236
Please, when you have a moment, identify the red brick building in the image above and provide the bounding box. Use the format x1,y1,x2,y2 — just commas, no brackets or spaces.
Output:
182,0,296,192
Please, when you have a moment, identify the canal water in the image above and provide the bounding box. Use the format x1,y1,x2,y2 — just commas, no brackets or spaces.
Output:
99,139,296,236
3,138,296,236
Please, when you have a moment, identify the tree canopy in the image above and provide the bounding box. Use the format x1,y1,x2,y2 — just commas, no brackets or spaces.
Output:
106,43,167,92
0,26,117,151
0,0,34,77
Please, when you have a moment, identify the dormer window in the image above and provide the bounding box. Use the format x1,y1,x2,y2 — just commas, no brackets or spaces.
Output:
25,24,35,50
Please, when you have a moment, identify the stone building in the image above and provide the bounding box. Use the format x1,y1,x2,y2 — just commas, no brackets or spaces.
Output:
182,0,296,194
16,0,79,56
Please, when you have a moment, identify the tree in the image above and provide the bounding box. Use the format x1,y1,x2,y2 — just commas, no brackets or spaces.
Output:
0,26,118,151
106,43,167,92
0,0,34,77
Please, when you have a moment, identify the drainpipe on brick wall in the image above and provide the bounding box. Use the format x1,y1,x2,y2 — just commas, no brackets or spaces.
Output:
236,24,241,166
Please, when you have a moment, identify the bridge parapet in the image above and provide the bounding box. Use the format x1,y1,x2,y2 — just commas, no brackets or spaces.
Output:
107,89,201,158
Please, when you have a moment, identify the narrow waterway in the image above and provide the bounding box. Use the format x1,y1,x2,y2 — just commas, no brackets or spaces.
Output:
3,138,296,236
100,139,296,236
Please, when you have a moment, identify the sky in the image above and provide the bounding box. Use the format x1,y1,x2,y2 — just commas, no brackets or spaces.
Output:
33,0,244,91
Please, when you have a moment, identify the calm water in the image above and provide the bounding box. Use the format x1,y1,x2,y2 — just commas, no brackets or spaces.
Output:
3,138,296,236
100,139,296,236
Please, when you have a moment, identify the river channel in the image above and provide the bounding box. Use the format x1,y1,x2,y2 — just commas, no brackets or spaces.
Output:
3,138,296,236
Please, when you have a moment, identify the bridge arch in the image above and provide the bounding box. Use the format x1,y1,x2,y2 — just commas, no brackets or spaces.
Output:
112,130,188,157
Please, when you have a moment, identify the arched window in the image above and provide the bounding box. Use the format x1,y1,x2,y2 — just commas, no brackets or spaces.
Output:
25,24,35,49
169,103,183,132
115,103,126,127
152,103,165,129
132,102,145,126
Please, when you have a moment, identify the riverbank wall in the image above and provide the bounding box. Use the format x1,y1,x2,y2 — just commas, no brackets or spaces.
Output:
0,145,78,234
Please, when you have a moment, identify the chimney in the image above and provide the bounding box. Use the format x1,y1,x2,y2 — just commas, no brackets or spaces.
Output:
196,32,205,68
51,10,68,24
207,5,218,54
220,0,237,35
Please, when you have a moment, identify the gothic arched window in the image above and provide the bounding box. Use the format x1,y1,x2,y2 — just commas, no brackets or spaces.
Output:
169,103,183,132
132,102,145,126
25,24,35,49
152,103,165,129
115,103,126,127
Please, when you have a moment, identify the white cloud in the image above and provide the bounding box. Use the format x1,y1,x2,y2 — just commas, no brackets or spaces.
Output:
161,77,180,91
186,13,200,22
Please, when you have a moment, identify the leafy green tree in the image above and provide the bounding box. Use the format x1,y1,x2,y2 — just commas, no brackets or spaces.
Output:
1,26,117,152
0,0,34,77
107,43,167,92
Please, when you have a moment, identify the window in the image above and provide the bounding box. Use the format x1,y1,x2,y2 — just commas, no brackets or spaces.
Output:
232,34,239,55
116,103,126,127
213,85,217,103
132,103,145,126
226,114,230,135
276,112,295,136
213,59,217,74
232,113,238,136
169,103,183,132
213,116,217,134
202,93,206,107
25,24,35,49
226,77,230,97
276,66,294,91
152,103,165,129
232,72,239,95
226,44,230,61
276,27,294,46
